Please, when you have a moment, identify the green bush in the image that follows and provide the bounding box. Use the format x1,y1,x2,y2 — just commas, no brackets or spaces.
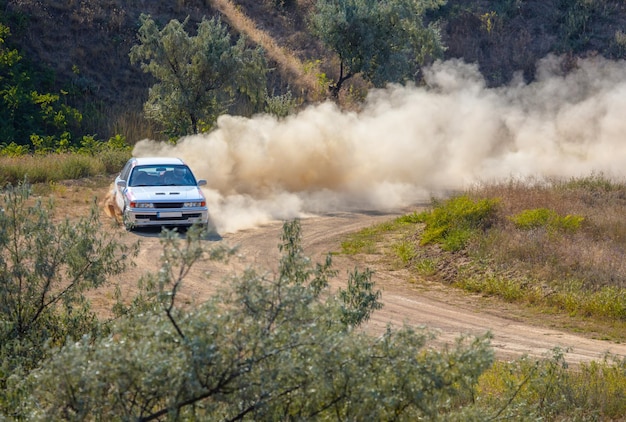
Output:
417,195,500,251
584,286,626,320
557,0,617,53
414,257,437,276
0,142,30,157
509,208,584,232
508,207,553,229
392,240,417,264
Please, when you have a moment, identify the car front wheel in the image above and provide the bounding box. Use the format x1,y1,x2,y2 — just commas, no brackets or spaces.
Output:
122,208,134,231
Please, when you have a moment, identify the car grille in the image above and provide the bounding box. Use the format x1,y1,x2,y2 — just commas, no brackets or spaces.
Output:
154,202,184,209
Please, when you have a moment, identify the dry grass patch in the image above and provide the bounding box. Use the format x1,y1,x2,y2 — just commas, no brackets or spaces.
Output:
366,175,626,340
0,151,130,186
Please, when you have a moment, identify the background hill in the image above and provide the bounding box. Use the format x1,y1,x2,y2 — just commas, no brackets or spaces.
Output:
3,0,626,141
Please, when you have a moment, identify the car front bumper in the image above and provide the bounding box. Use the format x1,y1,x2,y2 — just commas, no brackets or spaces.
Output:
124,207,209,228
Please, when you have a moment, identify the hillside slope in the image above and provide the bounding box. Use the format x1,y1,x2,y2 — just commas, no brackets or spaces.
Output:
3,0,220,139
4,0,626,140
436,0,626,85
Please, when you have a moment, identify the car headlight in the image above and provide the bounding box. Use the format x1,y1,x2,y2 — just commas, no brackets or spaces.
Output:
183,201,206,207
130,202,154,208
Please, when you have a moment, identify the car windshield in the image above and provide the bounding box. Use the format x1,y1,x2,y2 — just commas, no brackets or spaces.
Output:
128,165,197,187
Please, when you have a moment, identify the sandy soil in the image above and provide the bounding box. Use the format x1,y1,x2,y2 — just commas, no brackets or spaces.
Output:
95,187,626,365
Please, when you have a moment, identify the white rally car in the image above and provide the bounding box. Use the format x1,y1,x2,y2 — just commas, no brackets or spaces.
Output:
114,157,209,230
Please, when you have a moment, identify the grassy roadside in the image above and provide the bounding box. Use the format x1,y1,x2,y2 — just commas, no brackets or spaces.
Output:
342,175,626,343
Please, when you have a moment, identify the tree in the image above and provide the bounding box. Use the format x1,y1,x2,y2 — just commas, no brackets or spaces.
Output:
0,182,137,416
23,221,494,420
129,14,268,138
310,0,446,97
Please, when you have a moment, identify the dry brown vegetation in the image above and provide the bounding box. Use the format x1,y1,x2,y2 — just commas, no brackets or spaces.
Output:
472,176,626,292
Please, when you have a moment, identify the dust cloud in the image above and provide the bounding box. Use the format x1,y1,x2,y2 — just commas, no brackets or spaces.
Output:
133,55,626,233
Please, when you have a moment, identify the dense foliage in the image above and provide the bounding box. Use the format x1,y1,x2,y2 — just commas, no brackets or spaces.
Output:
415,195,500,251
2,3,626,418
4,0,626,141
0,20,133,157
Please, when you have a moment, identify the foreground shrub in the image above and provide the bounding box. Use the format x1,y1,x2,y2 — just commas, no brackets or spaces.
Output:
0,183,136,416
21,221,494,420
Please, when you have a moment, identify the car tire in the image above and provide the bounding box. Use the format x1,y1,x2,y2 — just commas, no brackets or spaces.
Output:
122,208,134,231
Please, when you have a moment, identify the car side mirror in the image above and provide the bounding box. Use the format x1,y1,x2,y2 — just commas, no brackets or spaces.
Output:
116,180,127,188
197,179,207,187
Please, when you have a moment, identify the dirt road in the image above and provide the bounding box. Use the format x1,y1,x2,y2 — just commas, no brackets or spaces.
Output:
103,200,626,365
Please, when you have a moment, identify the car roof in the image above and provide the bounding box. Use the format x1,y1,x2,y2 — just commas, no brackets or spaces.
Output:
131,157,186,166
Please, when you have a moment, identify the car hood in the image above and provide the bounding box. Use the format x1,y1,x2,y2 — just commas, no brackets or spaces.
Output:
126,186,205,202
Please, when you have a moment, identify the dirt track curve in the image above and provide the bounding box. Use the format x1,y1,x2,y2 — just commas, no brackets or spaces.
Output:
98,190,626,365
